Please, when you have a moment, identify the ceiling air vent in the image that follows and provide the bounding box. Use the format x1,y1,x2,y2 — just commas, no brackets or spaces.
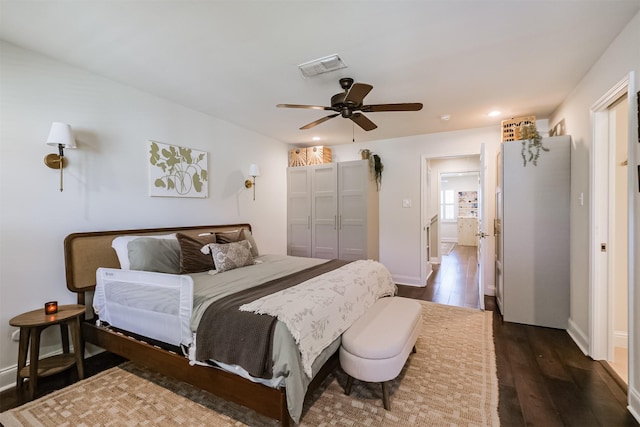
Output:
298,54,347,78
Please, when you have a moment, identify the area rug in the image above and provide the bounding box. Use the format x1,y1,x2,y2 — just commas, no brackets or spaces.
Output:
441,241,456,255
0,301,499,427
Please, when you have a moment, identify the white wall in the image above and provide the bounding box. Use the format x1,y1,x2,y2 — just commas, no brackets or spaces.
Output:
0,42,289,390
331,125,502,290
548,10,640,420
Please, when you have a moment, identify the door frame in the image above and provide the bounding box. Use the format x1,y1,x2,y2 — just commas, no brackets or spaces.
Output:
420,152,484,291
589,72,635,389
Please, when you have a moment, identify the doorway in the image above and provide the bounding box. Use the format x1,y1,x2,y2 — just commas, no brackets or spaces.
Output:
421,155,482,308
590,75,633,386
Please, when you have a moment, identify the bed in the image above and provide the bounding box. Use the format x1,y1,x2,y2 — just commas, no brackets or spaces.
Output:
64,223,395,426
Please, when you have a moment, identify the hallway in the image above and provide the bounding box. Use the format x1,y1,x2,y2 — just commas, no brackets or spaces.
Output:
398,243,480,309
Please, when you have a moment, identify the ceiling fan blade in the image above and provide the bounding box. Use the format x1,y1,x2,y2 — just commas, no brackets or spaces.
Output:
362,103,423,112
344,83,373,105
350,113,377,131
277,104,332,110
300,114,339,130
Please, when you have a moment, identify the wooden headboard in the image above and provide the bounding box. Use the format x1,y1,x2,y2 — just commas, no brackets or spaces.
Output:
64,223,251,297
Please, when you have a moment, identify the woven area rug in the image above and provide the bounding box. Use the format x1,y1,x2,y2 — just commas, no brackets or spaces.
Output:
0,301,499,427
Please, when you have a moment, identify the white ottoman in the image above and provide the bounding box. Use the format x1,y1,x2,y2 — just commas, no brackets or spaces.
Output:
339,297,423,410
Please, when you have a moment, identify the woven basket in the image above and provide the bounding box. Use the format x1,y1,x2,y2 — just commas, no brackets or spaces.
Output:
288,148,307,167
306,146,332,165
501,116,536,142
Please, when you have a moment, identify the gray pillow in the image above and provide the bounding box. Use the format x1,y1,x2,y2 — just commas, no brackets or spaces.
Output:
242,229,260,258
206,240,254,273
217,228,259,258
127,237,181,274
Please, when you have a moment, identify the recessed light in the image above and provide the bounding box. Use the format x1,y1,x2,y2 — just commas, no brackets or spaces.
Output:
312,136,321,141
488,111,501,117
440,114,451,121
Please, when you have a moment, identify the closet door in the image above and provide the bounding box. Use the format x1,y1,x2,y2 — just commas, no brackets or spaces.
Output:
338,160,374,260
287,167,311,257
311,164,338,259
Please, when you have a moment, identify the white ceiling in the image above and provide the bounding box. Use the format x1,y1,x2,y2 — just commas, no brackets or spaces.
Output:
2,1,639,146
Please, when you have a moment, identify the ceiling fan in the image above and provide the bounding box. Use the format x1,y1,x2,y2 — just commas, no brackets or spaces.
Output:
276,77,423,131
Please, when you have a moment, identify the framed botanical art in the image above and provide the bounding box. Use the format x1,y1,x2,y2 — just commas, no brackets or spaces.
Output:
148,140,208,198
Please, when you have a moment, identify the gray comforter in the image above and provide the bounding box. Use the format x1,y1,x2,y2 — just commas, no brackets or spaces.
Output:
189,255,340,423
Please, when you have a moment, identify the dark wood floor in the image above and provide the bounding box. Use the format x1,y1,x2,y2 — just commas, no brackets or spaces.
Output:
397,244,638,427
2,244,638,426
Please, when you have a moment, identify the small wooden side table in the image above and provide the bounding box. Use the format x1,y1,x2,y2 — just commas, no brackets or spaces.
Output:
9,304,85,400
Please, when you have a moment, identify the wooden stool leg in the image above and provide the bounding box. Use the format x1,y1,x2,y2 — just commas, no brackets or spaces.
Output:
28,327,42,400
381,381,391,411
60,323,70,353
16,327,30,390
344,375,353,395
70,317,84,380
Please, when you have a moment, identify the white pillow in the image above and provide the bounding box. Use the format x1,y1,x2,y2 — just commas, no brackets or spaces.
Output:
111,234,176,270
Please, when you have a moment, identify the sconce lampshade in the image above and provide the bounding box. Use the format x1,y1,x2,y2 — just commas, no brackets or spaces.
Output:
248,164,260,177
46,122,76,149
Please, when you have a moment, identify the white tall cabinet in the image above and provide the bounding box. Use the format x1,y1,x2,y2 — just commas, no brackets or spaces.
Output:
496,136,571,329
287,160,379,261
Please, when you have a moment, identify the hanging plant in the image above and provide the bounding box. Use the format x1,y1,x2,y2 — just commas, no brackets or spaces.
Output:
370,154,383,191
520,124,549,166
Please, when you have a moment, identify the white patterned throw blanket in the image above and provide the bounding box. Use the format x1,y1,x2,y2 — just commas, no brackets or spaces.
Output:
240,259,396,377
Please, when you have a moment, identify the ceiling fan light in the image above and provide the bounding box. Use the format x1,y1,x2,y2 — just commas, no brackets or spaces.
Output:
298,54,347,78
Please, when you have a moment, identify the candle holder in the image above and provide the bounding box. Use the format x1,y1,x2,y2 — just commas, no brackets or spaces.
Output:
44,301,58,315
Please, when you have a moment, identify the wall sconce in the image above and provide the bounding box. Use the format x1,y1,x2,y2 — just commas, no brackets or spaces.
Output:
244,164,260,200
44,122,76,192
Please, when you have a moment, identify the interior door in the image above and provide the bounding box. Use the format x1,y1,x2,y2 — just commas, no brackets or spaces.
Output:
476,144,487,310
338,160,367,260
287,167,312,257
311,164,338,259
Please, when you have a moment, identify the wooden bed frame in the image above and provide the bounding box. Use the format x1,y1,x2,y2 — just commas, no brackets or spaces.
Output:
64,223,338,427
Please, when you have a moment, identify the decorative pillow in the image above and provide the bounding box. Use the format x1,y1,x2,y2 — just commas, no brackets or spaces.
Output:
242,229,260,258
216,229,243,244
217,229,259,258
203,240,254,273
111,234,176,269
176,232,217,274
127,237,181,274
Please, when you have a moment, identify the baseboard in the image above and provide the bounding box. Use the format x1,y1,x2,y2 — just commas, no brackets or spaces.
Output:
441,238,457,243
393,274,423,287
484,284,496,297
629,386,640,425
613,331,628,349
567,317,589,356
0,345,104,392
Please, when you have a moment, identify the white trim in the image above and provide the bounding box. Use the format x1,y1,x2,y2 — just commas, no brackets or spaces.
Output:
485,284,496,297
625,71,637,424
629,387,640,425
567,317,590,356
613,331,629,349
393,274,423,287
0,345,104,392
589,74,630,361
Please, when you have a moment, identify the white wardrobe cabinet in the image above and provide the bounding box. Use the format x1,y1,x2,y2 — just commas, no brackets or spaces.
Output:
287,160,379,261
